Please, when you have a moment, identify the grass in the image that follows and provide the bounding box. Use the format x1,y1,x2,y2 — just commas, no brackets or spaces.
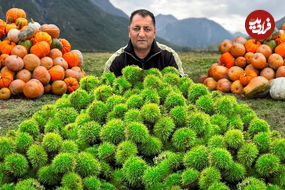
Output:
0,52,284,136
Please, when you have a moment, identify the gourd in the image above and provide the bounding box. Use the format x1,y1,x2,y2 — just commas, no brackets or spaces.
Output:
241,76,270,98
270,77,285,100
18,26,34,41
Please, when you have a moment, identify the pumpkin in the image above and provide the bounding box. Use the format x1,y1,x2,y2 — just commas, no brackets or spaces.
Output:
0,71,13,88
18,26,35,41
211,65,228,81
216,78,231,93
64,77,79,93
231,80,243,94
1,66,15,78
0,19,6,38
11,45,28,58
30,41,50,58
244,52,254,64
0,88,11,100
198,74,208,83
260,67,275,80
234,56,246,68
7,29,20,43
245,39,261,53
51,80,67,95
23,79,44,98
49,65,65,81
71,66,82,72
44,84,51,94
34,32,52,45
15,17,28,29
245,64,259,75
219,39,233,53
28,18,41,33
32,66,51,85
270,77,285,100
275,43,285,58
5,23,17,34
239,70,258,86
276,66,285,78
256,44,272,59
40,56,53,70
230,42,245,57
268,53,283,70
0,40,16,55
23,54,41,71
9,79,25,95
203,77,217,90
40,24,60,38
241,76,269,98
71,50,83,66
220,52,234,68
6,8,26,23
5,55,24,72
251,53,267,69
50,39,63,51
65,69,81,81
58,38,71,55
63,51,79,68
16,69,32,82
18,40,33,52
0,54,9,67
48,48,62,59
228,66,244,81
233,36,247,45
53,57,68,70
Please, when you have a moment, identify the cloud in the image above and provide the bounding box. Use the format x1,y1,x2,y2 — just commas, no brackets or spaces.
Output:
110,0,285,33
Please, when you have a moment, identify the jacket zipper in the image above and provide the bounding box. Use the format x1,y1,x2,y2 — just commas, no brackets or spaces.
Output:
125,51,161,70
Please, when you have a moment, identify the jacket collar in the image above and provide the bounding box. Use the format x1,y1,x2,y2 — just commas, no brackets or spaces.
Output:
124,39,161,58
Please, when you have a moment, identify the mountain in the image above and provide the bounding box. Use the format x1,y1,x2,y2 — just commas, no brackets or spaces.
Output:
155,15,234,48
0,0,130,51
276,16,285,29
90,0,128,18
155,14,177,33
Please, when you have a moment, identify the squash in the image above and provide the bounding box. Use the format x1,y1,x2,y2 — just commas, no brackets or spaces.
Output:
0,40,16,55
71,50,83,66
64,77,79,93
51,80,67,95
6,8,26,23
5,55,24,72
48,48,62,59
15,17,28,29
9,79,25,95
18,26,35,41
0,19,6,38
49,65,65,81
30,41,50,58
23,54,41,71
40,56,54,70
270,77,285,100
18,40,33,52
50,38,63,51
241,76,270,98
23,79,44,98
16,69,32,82
28,18,41,33
0,71,13,88
7,29,20,43
34,32,52,45
40,24,60,38
33,66,51,85
0,87,11,100
11,45,28,58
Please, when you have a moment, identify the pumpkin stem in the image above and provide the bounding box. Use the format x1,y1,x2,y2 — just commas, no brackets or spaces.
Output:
30,18,34,24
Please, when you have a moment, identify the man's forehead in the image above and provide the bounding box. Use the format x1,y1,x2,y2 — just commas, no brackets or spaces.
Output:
130,15,154,26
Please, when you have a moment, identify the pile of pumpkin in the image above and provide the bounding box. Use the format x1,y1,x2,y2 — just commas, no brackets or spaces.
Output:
200,25,285,99
0,8,85,100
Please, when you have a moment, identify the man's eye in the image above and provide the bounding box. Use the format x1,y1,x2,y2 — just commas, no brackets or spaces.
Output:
144,27,152,32
133,27,140,31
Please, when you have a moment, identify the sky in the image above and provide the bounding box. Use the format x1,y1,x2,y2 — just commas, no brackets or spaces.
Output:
110,0,285,34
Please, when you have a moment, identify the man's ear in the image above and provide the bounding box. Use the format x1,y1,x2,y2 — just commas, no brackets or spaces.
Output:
154,27,156,39
128,26,130,38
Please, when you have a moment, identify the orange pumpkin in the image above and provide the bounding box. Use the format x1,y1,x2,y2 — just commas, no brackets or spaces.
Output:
0,40,16,55
15,17,28,29
245,39,261,53
16,69,32,82
0,88,11,100
5,55,24,72
23,79,44,98
256,44,272,59
216,78,231,93
49,65,65,81
51,80,67,95
5,23,17,34
230,42,245,57
65,69,81,81
260,67,275,80
0,19,6,38
64,77,79,93
239,70,258,86
211,65,229,81
58,38,71,55
244,52,254,64
219,39,233,54
231,80,243,94
0,72,13,88
39,24,60,38
23,54,41,71
33,66,51,85
9,79,25,95
234,56,246,68
71,50,83,66
34,32,52,45
53,57,68,70
251,53,267,69
1,66,15,78
0,54,9,67
6,8,26,23
228,66,244,81
48,48,62,59
275,43,285,58
203,77,217,90
63,51,79,68
40,56,54,70
30,41,50,58
268,53,284,70
220,52,234,68
11,45,28,58
245,64,259,75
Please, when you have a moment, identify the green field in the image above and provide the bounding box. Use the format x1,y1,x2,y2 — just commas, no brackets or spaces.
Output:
0,52,284,136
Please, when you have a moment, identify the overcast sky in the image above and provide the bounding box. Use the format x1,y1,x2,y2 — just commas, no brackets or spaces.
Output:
110,0,285,34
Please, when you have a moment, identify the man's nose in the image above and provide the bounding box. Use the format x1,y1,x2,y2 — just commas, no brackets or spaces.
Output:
138,28,146,37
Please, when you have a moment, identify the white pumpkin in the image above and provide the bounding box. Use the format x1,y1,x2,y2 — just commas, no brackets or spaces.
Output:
270,77,285,100
28,18,41,33
7,29,20,43
71,49,83,66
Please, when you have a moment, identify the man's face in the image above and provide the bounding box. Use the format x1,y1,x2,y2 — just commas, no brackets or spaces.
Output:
128,14,156,52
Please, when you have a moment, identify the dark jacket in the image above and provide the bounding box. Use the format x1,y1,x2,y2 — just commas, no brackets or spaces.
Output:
108,40,179,76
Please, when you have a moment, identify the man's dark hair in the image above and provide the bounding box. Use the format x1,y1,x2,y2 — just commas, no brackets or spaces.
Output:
129,9,155,27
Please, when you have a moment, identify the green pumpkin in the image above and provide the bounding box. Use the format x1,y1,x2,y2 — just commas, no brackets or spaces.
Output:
51,38,63,51
18,40,33,52
18,26,34,41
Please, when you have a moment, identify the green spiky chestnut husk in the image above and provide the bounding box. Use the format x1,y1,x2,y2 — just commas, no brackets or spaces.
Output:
122,65,143,85
54,107,79,126
0,137,15,160
76,152,101,177
183,145,208,170
208,148,233,170
83,176,101,190
42,133,62,153
37,165,59,186
256,154,280,177
115,141,138,165
140,89,160,104
4,153,28,177
69,88,90,110
87,100,108,124
124,109,143,123
199,167,221,190
141,103,161,123
100,72,116,86
79,76,100,92
27,145,48,169
14,178,43,190
143,74,162,90
18,119,40,140
237,143,259,168
253,132,271,153
125,122,149,143
100,119,125,144
164,92,186,111
60,140,78,155
224,129,244,149
51,153,76,174
181,168,199,187
210,114,228,134
140,136,162,156
61,172,83,190
97,142,116,162
78,121,101,144
172,128,196,151
154,116,175,142
188,83,209,103
271,139,285,161
223,162,245,182
196,95,214,114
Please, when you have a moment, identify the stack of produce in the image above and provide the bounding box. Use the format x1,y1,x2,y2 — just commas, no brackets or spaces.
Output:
200,24,285,99
0,65,284,189
0,8,85,100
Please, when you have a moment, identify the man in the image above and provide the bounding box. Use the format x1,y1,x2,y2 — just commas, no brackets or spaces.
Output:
104,9,185,77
